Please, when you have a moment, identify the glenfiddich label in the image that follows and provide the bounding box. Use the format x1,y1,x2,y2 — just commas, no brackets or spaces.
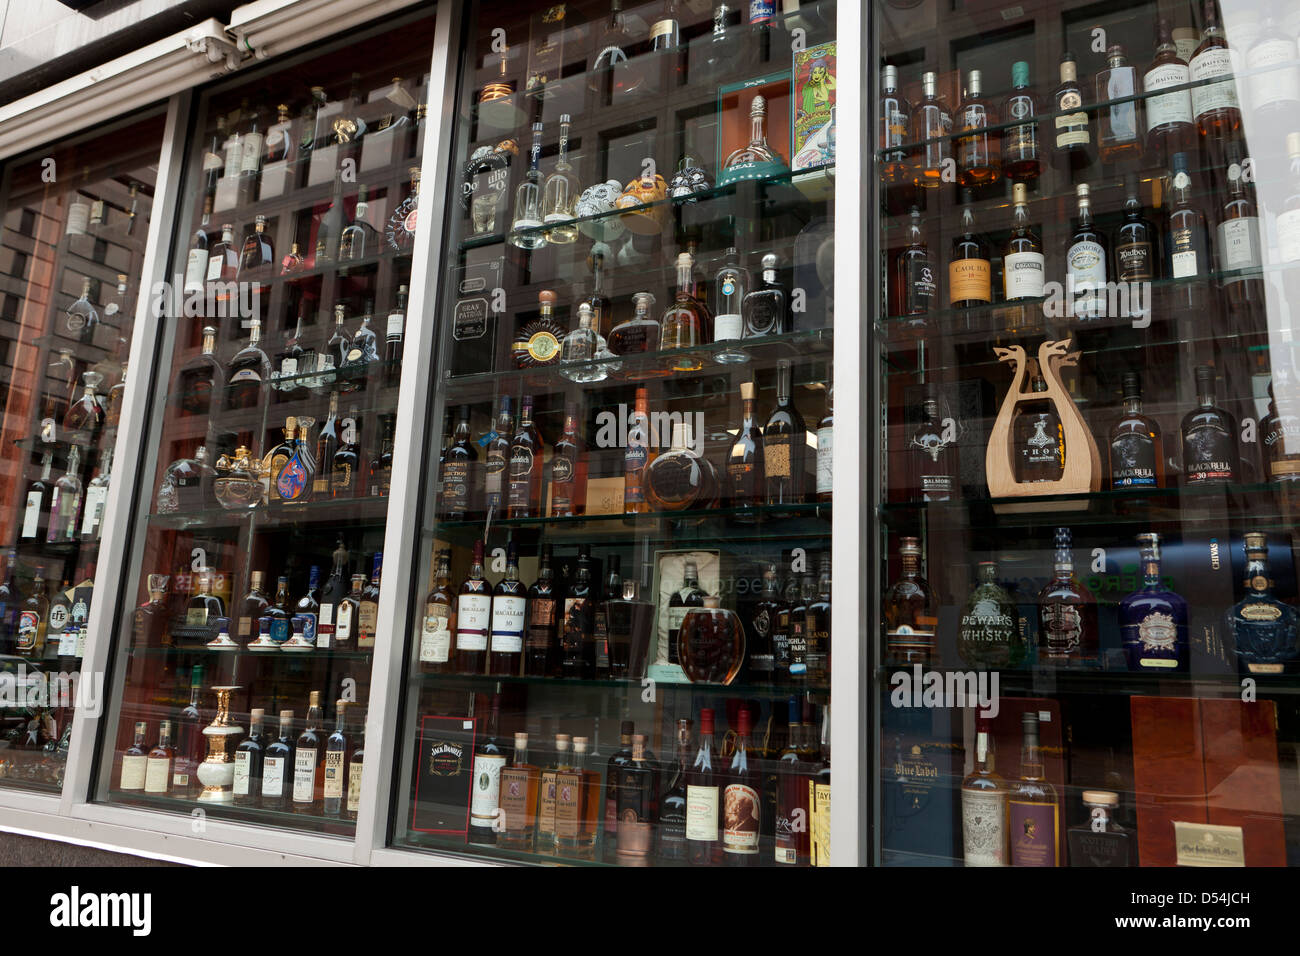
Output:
1173,821,1245,867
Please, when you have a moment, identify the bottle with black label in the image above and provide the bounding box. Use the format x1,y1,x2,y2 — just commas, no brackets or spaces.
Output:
1109,372,1164,490
1180,365,1238,485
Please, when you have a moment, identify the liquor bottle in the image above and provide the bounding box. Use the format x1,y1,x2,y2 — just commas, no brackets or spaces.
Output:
591,556,619,678
1008,712,1060,867
321,304,351,388
227,318,270,410
549,403,586,516
141,720,174,795
559,303,605,383
1119,532,1189,670
665,561,706,669
1261,372,1300,493
1113,175,1157,295
1066,184,1108,320
418,549,455,672
232,708,266,807
340,308,377,392
507,396,545,518
442,405,478,519
560,546,595,678
291,691,324,813
909,71,951,189
469,690,507,844
275,421,314,503
949,202,991,309
1144,19,1194,161
1001,61,1041,182
616,734,656,865
275,305,309,400
509,122,546,250
644,420,716,512
265,103,293,164
720,95,787,184
956,69,999,186
316,541,348,649
773,698,809,866
368,414,395,496
331,406,361,497
64,372,104,434
464,140,516,236
814,384,835,506
1066,790,1132,866
345,709,365,822
957,561,1027,668
383,286,407,388
656,719,691,863
686,708,721,865
490,543,526,676
1014,374,1064,483
1246,13,1300,123
338,186,379,260
741,253,787,338
321,701,351,817
892,206,935,321
455,540,491,674
261,710,295,810
1037,527,1098,666
1109,371,1164,489
13,567,47,659
555,735,600,859
678,595,745,684
44,579,71,658
608,291,660,356
601,722,634,861
291,566,322,649
805,554,831,684
186,215,211,291
21,453,54,542
1096,45,1142,164
1227,532,1300,674
64,276,99,345
1181,365,1238,485
498,732,539,851
0,552,19,654
748,565,784,684
1051,53,1092,162
207,223,240,283
237,215,274,279
311,392,340,499
724,380,766,516
879,64,911,186
335,574,364,649
722,709,760,865
1165,152,1211,311
46,447,84,544
1217,146,1264,311
961,715,1007,866
475,396,510,517
281,242,305,274
590,0,641,98
535,734,572,854
1189,0,1241,140
764,359,807,511
121,722,148,791
660,251,713,370
525,545,558,677
787,575,816,681
623,387,653,514
541,115,580,244
1002,182,1044,301
171,664,203,794
177,326,224,417
385,166,420,253
513,290,565,369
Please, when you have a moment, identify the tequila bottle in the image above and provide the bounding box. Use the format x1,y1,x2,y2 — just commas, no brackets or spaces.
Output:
589,0,642,98
542,115,580,243
560,303,606,383
720,95,788,185
1226,532,1299,675
741,253,787,338
509,122,546,250
957,561,1026,669
713,247,750,362
1119,532,1189,671
607,291,660,356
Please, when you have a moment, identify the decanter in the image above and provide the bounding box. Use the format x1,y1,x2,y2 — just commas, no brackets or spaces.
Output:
541,114,580,244
957,561,1027,668
720,95,789,185
63,371,105,434
678,595,745,685
560,302,607,383
508,122,546,250
1226,532,1299,675
156,445,215,514
659,251,712,370
1119,532,1189,672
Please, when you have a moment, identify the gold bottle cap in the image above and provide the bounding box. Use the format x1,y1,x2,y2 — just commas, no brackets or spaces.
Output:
1243,531,1268,551
1081,790,1119,807
279,709,294,722
309,690,321,706
572,737,589,754
740,381,757,401
703,594,721,609
285,416,297,430
1013,182,1028,205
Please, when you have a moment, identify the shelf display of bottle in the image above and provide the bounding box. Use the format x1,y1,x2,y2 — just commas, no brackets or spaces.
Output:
390,0,837,865
0,110,164,791
94,17,435,833
874,0,1300,867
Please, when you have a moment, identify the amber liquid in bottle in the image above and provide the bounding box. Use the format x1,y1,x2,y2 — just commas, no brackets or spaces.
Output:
956,69,1000,187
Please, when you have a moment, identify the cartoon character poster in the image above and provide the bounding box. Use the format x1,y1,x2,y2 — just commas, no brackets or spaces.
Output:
792,42,837,170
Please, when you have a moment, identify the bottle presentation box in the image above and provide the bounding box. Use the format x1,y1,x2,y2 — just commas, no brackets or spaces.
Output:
448,254,504,377
410,714,478,837
790,41,835,173
716,71,792,183
651,548,722,666
880,702,959,865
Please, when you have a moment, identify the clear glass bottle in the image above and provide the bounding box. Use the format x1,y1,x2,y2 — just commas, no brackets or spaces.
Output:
956,69,999,186
608,291,660,357
879,64,912,186
65,277,100,343
46,448,83,544
509,122,547,249
560,303,606,383
1096,45,1142,164
677,596,745,685
645,420,715,513
1144,19,1194,161
720,95,787,184
961,716,1007,867
227,318,270,410
909,71,951,189
660,251,713,370
1189,0,1241,140
63,371,105,434
542,115,580,243
1067,790,1132,866
712,247,750,362
957,561,1027,669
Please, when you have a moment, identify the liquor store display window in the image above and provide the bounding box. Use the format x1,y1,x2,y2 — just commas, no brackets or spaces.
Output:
0,111,163,793
874,0,1300,866
92,15,435,834
388,0,837,865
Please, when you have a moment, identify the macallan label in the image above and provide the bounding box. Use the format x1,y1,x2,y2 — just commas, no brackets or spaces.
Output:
490,595,526,653
456,593,491,651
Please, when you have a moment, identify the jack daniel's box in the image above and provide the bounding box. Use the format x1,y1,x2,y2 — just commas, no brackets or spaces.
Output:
448,254,503,376
410,714,477,837
880,702,959,865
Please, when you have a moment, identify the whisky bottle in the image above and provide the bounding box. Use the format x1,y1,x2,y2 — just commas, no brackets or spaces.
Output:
455,540,491,674
726,380,765,516
1001,60,1041,182
489,543,526,675
237,214,274,279
506,396,545,518
368,413,395,496
1096,45,1142,164
441,405,478,519
1066,184,1108,320
667,561,706,666
469,691,506,844
961,716,1007,867
909,392,957,500
1144,19,1194,162
1119,532,1189,671
261,710,294,810
1002,182,1044,301
549,403,586,516
805,554,831,684
1066,790,1132,866
657,720,691,863
120,722,148,791
292,691,324,813
419,549,454,672
1051,53,1092,163
764,359,807,512
555,735,600,859
816,385,833,504
541,115,580,244
721,712,760,866
1108,371,1164,489
957,561,1026,669
909,71,951,189
879,64,912,186
560,546,595,678
623,386,653,513
956,69,999,187
741,253,787,338
1216,146,1264,312
227,318,270,410
948,202,991,309
1226,532,1300,675
661,251,713,370
383,286,407,387
483,396,512,515
1113,174,1156,293
509,122,546,250
1009,712,1059,867
172,664,204,793
206,223,240,282
1014,373,1064,483
1037,527,1098,666
232,710,265,807
331,407,360,497
893,206,935,323
323,701,350,817
1245,13,1300,123
1180,364,1238,485
313,391,340,498
525,545,558,677
1165,152,1211,312
498,732,539,851
1189,0,1241,140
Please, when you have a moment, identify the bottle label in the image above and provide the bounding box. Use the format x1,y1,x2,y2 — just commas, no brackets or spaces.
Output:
470,752,507,827
1246,39,1300,110
81,486,107,536
21,491,40,538
1115,241,1154,282
816,426,833,494
749,0,775,23
962,789,1007,866
206,254,224,282
1067,240,1107,316
1110,433,1157,487
233,751,251,795
262,755,285,797
555,770,587,839
948,258,991,304
1169,225,1202,278
347,761,364,812
387,311,404,336
499,766,533,835
1218,217,1262,273
906,258,937,312
714,313,743,342
1189,48,1240,118
144,755,170,794
763,435,792,479
240,132,264,174
490,595,526,653
650,19,675,40
16,610,39,652
1003,251,1045,299
336,602,354,643
358,600,378,644
1009,799,1058,866
1042,603,1083,657
420,604,451,662
1054,99,1090,147
456,593,491,650
120,754,147,790
686,784,720,841
293,748,317,802
1277,209,1300,262
1143,62,1193,131
1184,421,1235,482
185,248,209,288
722,782,760,852
48,602,69,636
537,770,558,836
324,750,345,799
527,598,555,650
